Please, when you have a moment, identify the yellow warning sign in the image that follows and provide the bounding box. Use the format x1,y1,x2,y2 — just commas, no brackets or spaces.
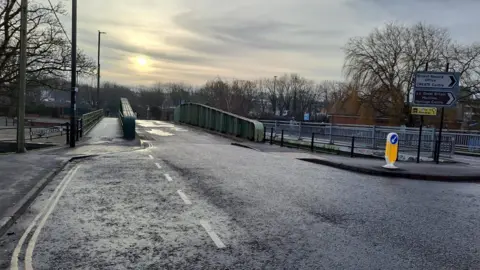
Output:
411,107,437,116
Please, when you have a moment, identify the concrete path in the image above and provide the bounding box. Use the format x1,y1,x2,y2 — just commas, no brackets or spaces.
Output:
0,117,131,238
0,152,69,237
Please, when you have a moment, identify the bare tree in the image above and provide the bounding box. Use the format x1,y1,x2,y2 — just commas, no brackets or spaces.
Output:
0,0,94,98
343,22,452,121
448,43,480,100
276,74,293,116
261,77,277,114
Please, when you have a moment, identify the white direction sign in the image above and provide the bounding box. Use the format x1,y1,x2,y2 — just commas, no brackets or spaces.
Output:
413,71,461,108
415,72,460,89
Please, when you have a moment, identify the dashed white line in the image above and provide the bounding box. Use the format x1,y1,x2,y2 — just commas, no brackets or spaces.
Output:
148,155,154,159
200,220,226,249
164,173,173,182
176,190,192,205
155,163,162,169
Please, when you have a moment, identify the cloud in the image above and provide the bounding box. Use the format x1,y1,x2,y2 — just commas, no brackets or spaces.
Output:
63,0,480,86
102,40,209,65
170,11,347,53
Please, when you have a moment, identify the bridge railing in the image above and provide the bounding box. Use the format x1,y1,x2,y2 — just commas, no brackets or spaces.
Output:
82,109,104,135
175,103,264,142
119,98,136,140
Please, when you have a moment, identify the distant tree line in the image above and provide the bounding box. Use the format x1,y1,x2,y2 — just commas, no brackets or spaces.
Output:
3,0,480,127
76,75,332,121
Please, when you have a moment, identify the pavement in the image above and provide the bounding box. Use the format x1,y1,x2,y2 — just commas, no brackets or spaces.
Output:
0,119,479,269
235,142,480,182
0,118,138,237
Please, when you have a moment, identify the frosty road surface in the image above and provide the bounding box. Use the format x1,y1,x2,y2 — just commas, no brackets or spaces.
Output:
1,120,479,269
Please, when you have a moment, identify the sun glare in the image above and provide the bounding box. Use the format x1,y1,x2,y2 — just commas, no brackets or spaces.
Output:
137,57,147,67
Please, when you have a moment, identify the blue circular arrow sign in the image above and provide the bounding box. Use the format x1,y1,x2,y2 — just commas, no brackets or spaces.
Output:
390,134,398,145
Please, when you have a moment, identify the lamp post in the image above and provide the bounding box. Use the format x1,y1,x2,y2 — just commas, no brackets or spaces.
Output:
273,75,277,115
97,31,106,109
16,0,28,153
69,0,77,147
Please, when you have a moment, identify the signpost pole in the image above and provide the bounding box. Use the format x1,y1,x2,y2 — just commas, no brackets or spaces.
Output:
435,63,449,164
417,116,423,163
416,62,428,164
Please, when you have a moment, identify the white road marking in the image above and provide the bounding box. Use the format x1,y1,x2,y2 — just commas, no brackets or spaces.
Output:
155,163,162,169
10,167,77,270
200,220,226,249
164,173,173,182
176,190,192,205
148,155,154,159
24,166,80,270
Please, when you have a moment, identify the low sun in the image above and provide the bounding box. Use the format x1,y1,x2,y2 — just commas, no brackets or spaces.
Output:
136,56,147,67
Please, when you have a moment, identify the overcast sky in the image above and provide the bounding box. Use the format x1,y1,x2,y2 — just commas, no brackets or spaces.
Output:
49,0,480,86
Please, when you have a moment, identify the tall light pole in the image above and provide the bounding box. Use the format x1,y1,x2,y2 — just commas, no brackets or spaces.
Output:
16,0,28,153
97,31,106,109
273,75,277,115
70,0,77,147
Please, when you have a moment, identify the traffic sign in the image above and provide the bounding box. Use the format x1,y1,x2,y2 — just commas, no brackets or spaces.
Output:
383,132,399,169
415,72,460,89
303,113,310,121
414,90,456,106
411,107,437,116
413,71,460,107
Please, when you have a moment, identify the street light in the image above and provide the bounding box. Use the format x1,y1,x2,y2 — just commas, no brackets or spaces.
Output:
97,31,106,109
70,0,77,147
273,76,277,116
16,0,28,152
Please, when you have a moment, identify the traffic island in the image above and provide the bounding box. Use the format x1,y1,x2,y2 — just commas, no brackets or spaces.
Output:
298,157,480,182
230,141,480,182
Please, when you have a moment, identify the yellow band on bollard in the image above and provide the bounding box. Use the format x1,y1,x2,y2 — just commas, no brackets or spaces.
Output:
384,132,399,169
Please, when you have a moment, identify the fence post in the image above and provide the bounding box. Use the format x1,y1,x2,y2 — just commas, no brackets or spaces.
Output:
29,127,32,141
263,126,266,143
76,119,80,141
329,123,333,144
80,118,83,138
396,139,400,162
281,130,284,147
350,136,355,157
270,127,273,145
66,123,70,144
298,122,302,139
431,128,436,158
311,133,315,152
451,137,455,156
372,125,376,149
416,126,423,164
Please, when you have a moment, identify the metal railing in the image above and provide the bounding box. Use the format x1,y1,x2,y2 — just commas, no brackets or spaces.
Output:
264,128,453,161
119,98,136,140
261,120,455,157
0,125,67,142
175,103,264,142
82,109,104,135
